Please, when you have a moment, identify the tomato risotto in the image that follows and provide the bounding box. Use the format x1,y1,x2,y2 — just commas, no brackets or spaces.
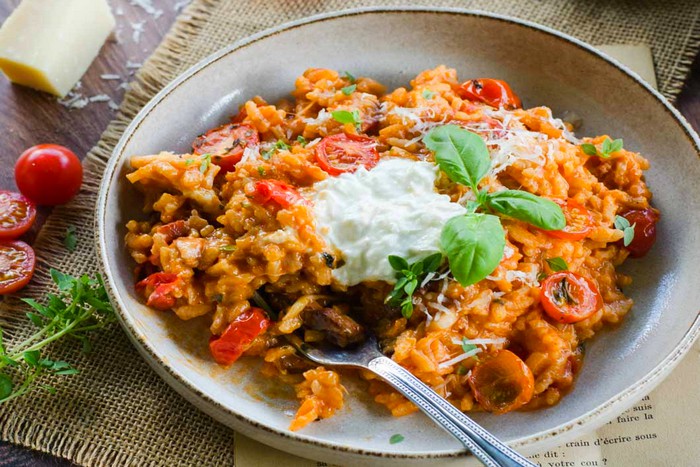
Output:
124,66,658,430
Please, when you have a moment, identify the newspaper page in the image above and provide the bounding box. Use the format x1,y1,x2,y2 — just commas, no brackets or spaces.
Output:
234,45,699,467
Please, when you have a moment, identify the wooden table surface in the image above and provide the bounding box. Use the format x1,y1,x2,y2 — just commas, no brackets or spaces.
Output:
0,0,699,465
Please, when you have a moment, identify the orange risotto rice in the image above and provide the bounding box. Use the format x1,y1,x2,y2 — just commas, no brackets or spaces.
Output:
124,66,658,430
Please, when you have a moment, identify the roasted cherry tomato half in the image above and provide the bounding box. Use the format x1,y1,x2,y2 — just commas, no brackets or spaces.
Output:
253,180,307,209
209,307,270,366
457,79,522,110
136,272,180,310
315,133,379,176
192,123,259,173
468,350,534,414
540,271,602,323
546,199,593,241
0,240,35,294
618,208,659,258
15,144,83,206
0,191,36,239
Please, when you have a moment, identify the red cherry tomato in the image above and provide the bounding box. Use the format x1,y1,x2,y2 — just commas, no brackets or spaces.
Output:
0,191,36,239
540,271,602,323
192,123,259,173
546,199,593,241
0,240,35,294
15,145,83,206
253,180,307,209
315,133,379,176
457,79,522,110
619,208,659,258
136,272,180,310
468,350,534,414
209,307,270,366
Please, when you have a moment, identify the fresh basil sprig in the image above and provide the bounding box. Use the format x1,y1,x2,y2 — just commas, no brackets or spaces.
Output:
546,257,569,272
423,125,566,287
581,137,623,158
614,215,636,246
332,109,361,128
386,253,443,319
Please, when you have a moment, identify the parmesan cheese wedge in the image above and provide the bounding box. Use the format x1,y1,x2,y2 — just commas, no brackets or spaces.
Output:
0,0,115,97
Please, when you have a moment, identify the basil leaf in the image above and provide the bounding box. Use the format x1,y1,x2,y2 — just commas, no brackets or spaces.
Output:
485,190,565,230
546,257,569,272
614,215,630,230
389,434,404,444
331,110,361,126
461,338,477,353
610,138,624,153
440,213,505,286
602,138,613,155
341,84,356,95
424,125,490,191
623,225,636,246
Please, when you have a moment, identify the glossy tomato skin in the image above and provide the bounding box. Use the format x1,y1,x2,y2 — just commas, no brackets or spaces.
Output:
253,180,307,209
540,271,602,323
136,272,180,310
0,191,36,239
315,133,379,176
546,199,593,240
619,208,659,258
0,240,35,294
192,123,259,173
15,145,83,206
457,79,522,110
468,350,534,414
209,307,270,366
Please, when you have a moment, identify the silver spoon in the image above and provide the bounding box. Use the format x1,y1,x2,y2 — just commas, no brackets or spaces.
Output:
290,335,536,467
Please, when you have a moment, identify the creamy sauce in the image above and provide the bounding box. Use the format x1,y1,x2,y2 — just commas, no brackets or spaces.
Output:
311,158,465,286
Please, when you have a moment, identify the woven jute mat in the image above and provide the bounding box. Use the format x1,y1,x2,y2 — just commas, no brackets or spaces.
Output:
0,1,698,466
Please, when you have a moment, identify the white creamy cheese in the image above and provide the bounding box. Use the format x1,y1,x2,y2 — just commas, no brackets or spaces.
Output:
311,158,465,286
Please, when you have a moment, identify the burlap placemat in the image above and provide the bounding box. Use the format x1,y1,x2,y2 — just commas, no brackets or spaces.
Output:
1,1,698,466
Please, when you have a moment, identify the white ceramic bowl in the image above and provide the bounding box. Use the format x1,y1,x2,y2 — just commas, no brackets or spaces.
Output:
96,7,700,466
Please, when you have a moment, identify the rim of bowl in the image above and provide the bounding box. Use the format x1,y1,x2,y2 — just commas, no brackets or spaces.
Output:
96,6,700,460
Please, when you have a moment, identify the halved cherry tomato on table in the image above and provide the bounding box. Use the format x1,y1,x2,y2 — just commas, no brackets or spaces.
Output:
0,240,35,295
192,123,259,173
545,199,593,241
15,144,83,206
315,133,379,176
618,208,659,258
253,180,307,209
457,79,522,110
540,271,602,323
136,272,180,310
468,350,534,414
209,307,270,366
0,191,36,239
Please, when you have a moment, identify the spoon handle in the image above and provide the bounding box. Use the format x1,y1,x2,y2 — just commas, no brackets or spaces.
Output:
368,356,536,467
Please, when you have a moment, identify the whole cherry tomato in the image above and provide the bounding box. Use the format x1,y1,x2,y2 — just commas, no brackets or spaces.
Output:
618,208,659,258
457,79,522,110
540,271,602,323
15,144,83,205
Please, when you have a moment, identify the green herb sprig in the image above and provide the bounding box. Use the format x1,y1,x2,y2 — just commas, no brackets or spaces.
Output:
423,125,565,286
262,140,290,160
199,153,212,173
64,226,77,252
386,253,443,319
341,84,357,95
614,215,636,246
546,257,569,272
580,137,624,159
331,109,362,129
389,433,405,444
0,270,115,404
